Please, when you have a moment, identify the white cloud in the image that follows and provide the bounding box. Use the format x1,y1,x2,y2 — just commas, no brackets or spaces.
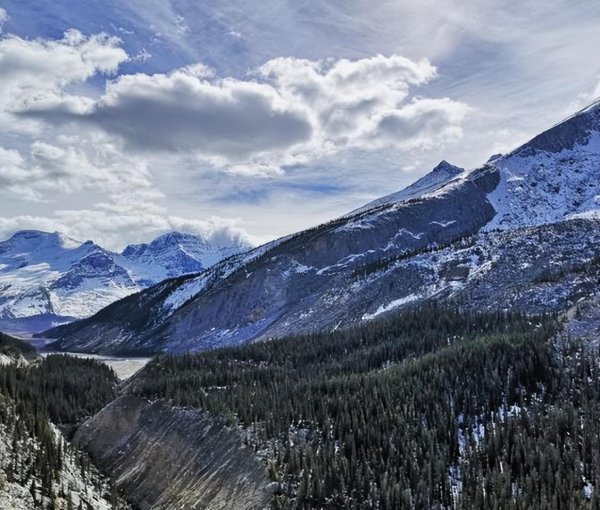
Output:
18,54,467,174
0,29,127,115
372,98,470,149
87,66,313,158
0,136,155,202
0,145,31,190
0,8,7,33
259,55,441,146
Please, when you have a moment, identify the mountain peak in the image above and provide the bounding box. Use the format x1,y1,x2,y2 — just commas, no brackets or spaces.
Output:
347,160,464,217
480,100,600,231
150,231,208,248
121,231,251,283
512,99,600,158
431,160,463,175
3,230,82,250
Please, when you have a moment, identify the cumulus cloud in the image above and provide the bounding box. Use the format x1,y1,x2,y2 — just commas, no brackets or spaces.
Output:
0,137,155,202
259,56,467,154
372,98,470,149
17,53,468,174
21,64,314,163
0,29,127,116
0,146,35,197
87,66,312,158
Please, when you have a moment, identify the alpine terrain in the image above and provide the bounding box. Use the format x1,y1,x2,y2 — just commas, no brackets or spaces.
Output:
4,101,600,510
46,100,600,355
0,231,250,335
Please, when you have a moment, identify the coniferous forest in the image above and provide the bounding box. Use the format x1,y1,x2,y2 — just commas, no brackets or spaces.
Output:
0,345,123,509
130,305,600,509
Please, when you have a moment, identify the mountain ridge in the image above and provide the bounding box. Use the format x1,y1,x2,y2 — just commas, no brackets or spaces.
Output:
44,100,600,354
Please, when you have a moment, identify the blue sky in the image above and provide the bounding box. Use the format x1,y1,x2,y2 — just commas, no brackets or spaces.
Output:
0,0,599,249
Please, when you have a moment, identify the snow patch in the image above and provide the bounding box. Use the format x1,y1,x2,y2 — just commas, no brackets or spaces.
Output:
362,293,421,320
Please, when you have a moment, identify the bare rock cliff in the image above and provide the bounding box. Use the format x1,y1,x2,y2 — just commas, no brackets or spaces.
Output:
74,395,272,510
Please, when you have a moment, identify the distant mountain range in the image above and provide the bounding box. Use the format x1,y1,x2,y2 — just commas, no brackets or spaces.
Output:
0,230,250,334
46,100,600,355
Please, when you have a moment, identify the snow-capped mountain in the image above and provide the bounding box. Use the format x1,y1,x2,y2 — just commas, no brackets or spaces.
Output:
0,230,250,334
121,232,247,286
46,100,600,355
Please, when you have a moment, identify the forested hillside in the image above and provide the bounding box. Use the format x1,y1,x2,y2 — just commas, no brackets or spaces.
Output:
128,306,600,509
0,355,126,509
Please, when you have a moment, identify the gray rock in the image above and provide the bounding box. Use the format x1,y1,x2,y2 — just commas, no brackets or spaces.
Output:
74,395,271,510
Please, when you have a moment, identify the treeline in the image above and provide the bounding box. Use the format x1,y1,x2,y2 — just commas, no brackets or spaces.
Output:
128,305,600,509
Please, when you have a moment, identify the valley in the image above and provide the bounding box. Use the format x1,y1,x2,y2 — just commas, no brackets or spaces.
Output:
1,62,600,510
2,1,600,508
41,352,151,381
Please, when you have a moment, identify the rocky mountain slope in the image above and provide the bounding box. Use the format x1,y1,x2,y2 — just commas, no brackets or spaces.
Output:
46,100,600,355
74,395,272,510
0,230,249,334
0,407,124,510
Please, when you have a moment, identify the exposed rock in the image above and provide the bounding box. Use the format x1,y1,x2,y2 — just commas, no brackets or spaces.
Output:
74,395,272,510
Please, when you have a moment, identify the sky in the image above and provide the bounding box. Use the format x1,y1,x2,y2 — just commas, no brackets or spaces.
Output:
0,0,599,250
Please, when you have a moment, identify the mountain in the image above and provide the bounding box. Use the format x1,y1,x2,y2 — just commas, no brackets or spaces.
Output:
0,230,250,334
121,231,246,285
45,100,600,355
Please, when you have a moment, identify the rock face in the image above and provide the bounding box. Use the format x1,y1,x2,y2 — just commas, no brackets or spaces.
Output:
74,395,272,510
0,230,250,334
0,396,120,510
45,101,600,355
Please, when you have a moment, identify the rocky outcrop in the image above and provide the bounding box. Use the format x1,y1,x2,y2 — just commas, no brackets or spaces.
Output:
74,395,272,510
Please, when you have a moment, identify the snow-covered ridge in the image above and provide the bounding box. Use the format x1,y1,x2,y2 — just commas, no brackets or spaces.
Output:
0,229,251,333
347,160,464,217
482,105,600,231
